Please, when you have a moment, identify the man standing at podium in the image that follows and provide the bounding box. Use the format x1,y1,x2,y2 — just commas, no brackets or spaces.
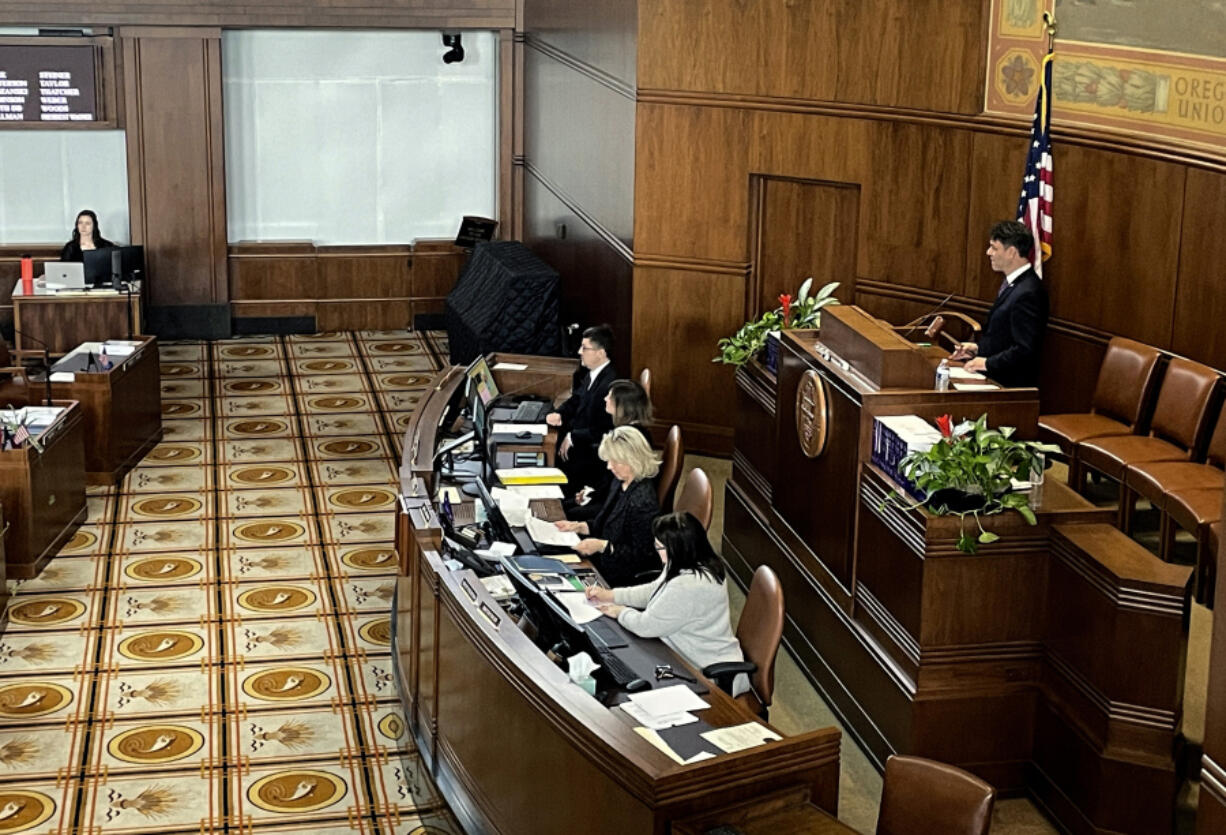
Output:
952,220,1049,388
546,324,617,492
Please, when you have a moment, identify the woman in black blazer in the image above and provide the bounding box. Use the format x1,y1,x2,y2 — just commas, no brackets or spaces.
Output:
567,379,653,519
60,210,114,262
556,425,660,587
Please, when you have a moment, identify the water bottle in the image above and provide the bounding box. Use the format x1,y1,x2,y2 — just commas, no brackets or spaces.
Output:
935,359,951,392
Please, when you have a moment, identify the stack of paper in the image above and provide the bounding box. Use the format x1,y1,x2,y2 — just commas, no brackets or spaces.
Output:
504,484,564,500
492,422,548,436
525,515,580,547
628,685,709,718
620,700,698,730
553,590,602,624
699,722,781,753
949,367,986,381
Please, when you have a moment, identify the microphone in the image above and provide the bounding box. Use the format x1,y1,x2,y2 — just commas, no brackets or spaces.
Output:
11,329,53,407
898,291,955,338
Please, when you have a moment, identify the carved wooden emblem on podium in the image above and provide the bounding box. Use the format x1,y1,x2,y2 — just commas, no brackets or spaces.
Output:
795,370,829,458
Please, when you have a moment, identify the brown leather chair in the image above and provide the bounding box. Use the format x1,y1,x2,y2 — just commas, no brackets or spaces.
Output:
673,467,713,530
638,367,652,399
1124,405,1226,536
1208,520,1221,608
1038,338,1162,487
656,424,683,509
876,755,996,835
1161,486,1222,603
704,565,785,718
1077,357,1219,526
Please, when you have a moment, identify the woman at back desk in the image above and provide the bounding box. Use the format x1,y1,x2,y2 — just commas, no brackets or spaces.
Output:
555,425,659,587
586,512,749,696
60,210,113,262
568,379,653,519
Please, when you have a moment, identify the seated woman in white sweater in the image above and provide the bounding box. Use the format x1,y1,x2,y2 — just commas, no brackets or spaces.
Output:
586,511,750,696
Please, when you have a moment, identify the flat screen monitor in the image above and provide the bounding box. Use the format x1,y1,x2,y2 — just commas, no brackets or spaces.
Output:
475,476,517,550
466,355,498,406
111,245,144,284
501,558,579,650
82,247,114,286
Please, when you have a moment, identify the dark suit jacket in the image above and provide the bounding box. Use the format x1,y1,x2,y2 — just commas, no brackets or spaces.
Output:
978,268,1049,388
556,363,617,447
567,423,652,522
589,478,660,587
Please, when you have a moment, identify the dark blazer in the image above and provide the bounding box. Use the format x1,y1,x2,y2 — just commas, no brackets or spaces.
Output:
60,238,114,262
978,268,1049,388
588,478,660,588
566,423,652,522
556,363,617,448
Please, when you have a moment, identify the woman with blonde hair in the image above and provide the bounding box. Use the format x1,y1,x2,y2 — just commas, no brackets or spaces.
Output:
555,425,660,586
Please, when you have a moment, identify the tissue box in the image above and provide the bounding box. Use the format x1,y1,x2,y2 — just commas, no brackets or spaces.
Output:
872,415,941,499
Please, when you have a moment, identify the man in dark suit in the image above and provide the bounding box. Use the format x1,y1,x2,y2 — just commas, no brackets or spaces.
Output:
952,220,1049,388
546,324,617,491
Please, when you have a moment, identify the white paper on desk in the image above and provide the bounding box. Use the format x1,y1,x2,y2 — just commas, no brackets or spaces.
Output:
475,541,517,559
525,514,580,547
506,484,565,500
620,701,698,730
633,728,716,765
49,372,75,383
700,722,782,753
628,684,710,717
492,422,548,435
492,362,529,371
553,591,603,625
952,382,1000,392
949,367,986,381
490,488,530,526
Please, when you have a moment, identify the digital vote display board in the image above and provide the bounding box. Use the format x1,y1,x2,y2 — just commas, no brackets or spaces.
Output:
0,44,98,123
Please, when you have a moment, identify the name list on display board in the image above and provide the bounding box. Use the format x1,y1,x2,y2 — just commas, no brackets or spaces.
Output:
0,45,97,122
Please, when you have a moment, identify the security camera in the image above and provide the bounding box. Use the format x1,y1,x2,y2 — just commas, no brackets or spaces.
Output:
442,33,464,64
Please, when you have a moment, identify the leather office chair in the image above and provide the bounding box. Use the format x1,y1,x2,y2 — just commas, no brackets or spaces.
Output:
1161,486,1222,604
876,755,995,835
1077,357,1219,529
704,565,784,719
638,367,652,399
1038,337,1162,488
673,467,713,530
656,425,683,509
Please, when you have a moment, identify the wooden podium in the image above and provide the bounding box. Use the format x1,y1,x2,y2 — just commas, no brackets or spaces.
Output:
49,337,163,485
723,311,1192,834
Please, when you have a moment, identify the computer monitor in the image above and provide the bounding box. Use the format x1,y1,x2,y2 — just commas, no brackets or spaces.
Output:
82,247,115,287
501,558,581,651
475,477,517,550
466,355,499,406
111,245,144,285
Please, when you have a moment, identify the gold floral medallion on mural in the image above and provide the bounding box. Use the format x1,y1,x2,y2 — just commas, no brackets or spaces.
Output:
108,725,204,764
0,789,56,832
247,770,347,813
8,598,85,627
341,548,397,571
794,370,829,459
131,496,203,518
234,521,305,544
124,557,204,582
242,668,330,702
230,465,296,486
237,586,316,613
0,682,73,719
118,630,205,662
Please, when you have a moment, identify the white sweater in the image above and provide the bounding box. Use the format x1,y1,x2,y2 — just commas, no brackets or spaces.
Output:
614,570,750,697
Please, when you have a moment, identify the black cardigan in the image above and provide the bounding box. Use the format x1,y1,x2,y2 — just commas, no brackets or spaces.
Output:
588,477,659,588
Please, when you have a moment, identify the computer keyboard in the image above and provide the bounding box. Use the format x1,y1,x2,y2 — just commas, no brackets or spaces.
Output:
512,401,548,422
587,617,628,649
594,648,638,687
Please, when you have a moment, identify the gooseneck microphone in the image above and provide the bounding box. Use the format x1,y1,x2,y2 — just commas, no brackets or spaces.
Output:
12,329,54,407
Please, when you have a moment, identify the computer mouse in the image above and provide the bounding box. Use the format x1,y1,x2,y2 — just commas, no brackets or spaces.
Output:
624,678,651,693
515,431,533,439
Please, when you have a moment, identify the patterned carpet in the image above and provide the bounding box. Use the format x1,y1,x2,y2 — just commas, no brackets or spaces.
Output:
0,330,460,835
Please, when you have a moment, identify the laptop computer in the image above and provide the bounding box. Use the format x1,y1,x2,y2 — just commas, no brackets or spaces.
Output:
43,262,87,290
466,355,551,424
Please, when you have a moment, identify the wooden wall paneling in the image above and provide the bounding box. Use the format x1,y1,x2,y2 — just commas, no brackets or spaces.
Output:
499,28,517,239
754,177,860,315
1173,168,1226,371
409,240,468,300
963,132,1031,303
122,27,229,336
750,111,872,190
637,0,985,115
1199,498,1226,831
0,2,516,28
315,246,412,301
317,300,413,332
0,246,62,338
631,266,745,453
633,103,752,262
227,242,318,302
859,122,974,294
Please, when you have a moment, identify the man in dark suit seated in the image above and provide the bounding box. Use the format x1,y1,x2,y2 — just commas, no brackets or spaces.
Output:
546,324,617,492
952,220,1049,388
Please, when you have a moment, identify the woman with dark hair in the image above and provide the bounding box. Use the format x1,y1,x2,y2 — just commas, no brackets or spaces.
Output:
568,379,654,517
586,511,749,695
60,210,114,262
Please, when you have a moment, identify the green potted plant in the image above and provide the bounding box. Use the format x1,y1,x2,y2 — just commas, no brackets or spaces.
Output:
884,413,1060,554
714,278,840,371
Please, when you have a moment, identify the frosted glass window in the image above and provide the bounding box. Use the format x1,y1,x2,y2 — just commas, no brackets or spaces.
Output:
0,130,129,244
223,30,498,245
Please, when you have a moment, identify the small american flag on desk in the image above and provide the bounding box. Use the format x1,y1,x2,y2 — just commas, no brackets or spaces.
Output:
12,422,29,448
1016,44,1054,277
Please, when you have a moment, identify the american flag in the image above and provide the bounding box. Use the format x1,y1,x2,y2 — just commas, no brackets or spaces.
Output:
1016,47,1054,277
12,422,29,448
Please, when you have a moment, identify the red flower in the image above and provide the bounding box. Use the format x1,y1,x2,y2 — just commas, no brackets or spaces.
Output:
935,414,953,438
779,293,793,328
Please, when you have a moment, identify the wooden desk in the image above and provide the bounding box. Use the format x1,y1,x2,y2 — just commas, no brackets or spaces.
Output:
724,327,1192,834
12,279,142,357
396,354,846,835
48,337,163,485
0,401,87,578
